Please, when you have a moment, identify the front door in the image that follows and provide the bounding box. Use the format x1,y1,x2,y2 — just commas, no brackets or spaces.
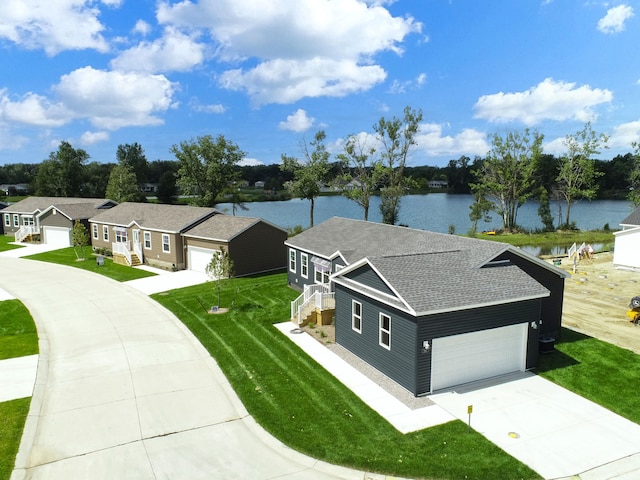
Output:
133,229,140,245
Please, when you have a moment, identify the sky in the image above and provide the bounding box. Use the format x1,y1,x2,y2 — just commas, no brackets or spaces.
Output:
0,0,639,168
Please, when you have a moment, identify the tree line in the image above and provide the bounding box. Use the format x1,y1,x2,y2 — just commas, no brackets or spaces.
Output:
2,110,640,233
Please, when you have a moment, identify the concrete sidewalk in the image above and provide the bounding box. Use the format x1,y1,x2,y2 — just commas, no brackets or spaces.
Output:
0,257,384,480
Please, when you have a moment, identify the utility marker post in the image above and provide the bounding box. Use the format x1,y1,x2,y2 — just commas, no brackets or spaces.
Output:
467,405,473,433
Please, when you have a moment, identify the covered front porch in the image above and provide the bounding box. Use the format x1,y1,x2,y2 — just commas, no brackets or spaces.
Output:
290,283,335,326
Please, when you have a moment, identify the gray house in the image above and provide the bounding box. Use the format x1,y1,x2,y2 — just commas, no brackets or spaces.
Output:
285,217,568,396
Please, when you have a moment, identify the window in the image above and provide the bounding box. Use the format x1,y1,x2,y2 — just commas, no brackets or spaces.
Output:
379,313,391,349
162,234,170,253
315,268,329,284
144,231,152,249
352,300,362,333
13,214,19,227
115,228,127,244
301,253,308,278
22,216,34,226
102,225,109,242
289,249,296,273
92,224,98,240
3,214,9,227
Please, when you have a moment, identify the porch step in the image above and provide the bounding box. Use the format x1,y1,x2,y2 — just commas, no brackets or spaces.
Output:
130,253,142,266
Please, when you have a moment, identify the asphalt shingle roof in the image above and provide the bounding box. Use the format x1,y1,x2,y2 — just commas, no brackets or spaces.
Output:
3,197,112,215
90,202,218,232
184,215,277,241
620,205,640,227
288,217,556,315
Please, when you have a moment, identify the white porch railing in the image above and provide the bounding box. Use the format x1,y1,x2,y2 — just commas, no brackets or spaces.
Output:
291,283,334,325
112,241,131,266
15,225,39,243
133,240,143,264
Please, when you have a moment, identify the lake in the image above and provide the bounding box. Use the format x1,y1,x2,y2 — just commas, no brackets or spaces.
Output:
217,194,632,235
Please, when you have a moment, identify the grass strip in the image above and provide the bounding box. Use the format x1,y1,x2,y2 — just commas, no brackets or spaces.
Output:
24,247,156,282
153,273,539,480
537,327,640,424
0,236,23,253
0,300,38,360
0,398,31,480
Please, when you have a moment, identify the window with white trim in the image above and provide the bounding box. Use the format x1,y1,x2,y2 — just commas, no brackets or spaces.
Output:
144,231,152,249
352,300,362,333
92,224,98,240
315,268,329,284
289,249,296,273
102,225,109,241
22,216,34,226
3,214,10,227
13,214,19,227
301,253,308,278
379,313,391,349
162,234,170,253
115,228,127,244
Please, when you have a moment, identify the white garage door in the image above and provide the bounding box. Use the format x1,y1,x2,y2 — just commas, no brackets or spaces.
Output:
187,246,218,273
431,323,527,391
42,226,71,247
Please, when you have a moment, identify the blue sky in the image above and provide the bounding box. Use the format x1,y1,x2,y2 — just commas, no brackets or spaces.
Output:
0,0,639,167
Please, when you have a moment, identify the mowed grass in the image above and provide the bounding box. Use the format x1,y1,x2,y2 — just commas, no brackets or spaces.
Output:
0,299,37,480
153,273,539,480
0,398,31,480
0,236,23,253
537,328,640,424
0,300,38,360
24,247,156,282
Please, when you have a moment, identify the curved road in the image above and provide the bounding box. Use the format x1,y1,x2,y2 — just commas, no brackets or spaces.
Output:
1,257,368,479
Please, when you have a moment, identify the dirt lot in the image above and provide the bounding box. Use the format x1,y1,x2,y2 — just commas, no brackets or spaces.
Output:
556,251,640,354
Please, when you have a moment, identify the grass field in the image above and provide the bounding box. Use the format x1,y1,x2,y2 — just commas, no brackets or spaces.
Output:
24,247,156,282
153,273,539,480
0,236,23,253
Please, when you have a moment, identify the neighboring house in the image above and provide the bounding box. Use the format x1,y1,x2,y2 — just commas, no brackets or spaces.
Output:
0,184,29,196
2,197,116,246
285,217,568,396
254,181,266,189
182,215,287,276
613,205,640,270
140,183,159,194
0,201,7,235
428,180,448,189
89,202,219,269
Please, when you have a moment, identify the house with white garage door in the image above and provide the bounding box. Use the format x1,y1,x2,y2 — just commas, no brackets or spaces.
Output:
286,217,569,395
183,215,287,276
89,202,287,275
2,197,116,246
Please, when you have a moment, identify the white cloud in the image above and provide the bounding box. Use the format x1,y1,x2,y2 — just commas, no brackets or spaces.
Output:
111,27,205,73
0,0,112,55
474,78,613,125
189,100,226,114
279,109,315,132
415,123,490,157
158,0,420,104
609,120,640,149
388,73,427,94
220,58,386,105
0,124,28,150
133,20,152,36
238,157,264,166
79,130,110,145
597,5,634,34
0,90,71,127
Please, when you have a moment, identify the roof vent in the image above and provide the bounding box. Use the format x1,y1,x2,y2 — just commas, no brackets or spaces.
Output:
483,259,511,268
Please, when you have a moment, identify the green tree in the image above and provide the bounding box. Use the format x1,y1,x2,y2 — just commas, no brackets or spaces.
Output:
537,187,555,232
205,246,234,310
630,143,640,206
173,135,245,207
556,123,607,227
471,129,543,232
468,192,493,233
71,220,89,260
116,143,148,187
337,133,382,221
156,170,177,204
106,163,140,202
34,141,89,197
374,106,423,225
281,130,331,228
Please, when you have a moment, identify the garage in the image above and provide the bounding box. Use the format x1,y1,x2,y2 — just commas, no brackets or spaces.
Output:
187,246,218,273
431,323,527,391
42,226,71,247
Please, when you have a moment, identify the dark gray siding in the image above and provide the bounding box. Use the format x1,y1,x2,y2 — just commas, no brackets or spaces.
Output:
287,248,319,291
415,299,541,395
39,210,73,229
335,285,417,394
228,222,287,276
497,251,565,340
344,265,395,296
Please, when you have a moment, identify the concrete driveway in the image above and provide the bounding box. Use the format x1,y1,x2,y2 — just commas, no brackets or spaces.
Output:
0,257,372,480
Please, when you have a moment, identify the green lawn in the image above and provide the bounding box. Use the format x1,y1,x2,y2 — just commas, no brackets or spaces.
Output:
24,247,156,282
0,236,23,253
0,300,38,360
0,299,37,480
473,230,615,249
537,328,640,424
153,274,539,480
